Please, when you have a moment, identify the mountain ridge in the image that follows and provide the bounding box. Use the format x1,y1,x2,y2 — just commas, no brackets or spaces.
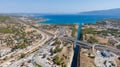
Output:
79,8,120,15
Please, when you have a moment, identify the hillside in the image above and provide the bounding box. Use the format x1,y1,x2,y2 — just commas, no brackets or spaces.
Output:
79,8,120,15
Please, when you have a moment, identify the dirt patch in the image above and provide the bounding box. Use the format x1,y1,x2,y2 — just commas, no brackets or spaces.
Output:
80,49,95,67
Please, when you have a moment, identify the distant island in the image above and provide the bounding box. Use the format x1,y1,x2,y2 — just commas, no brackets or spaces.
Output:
79,8,120,15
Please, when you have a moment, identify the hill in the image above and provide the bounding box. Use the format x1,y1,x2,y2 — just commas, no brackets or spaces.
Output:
79,8,120,15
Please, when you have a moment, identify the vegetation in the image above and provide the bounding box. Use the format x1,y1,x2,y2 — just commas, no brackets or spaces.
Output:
50,48,54,55
52,39,61,46
0,16,10,22
20,53,26,58
53,55,64,65
50,47,63,55
12,43,28,50
116,45,120,49
42,54,46,58
70,26,77,37
82,27,120,36
64,42,69,46
54,47,63,53
96,20,106,25
118,57,120,60
87,36,98,43
96,29,120,36
0,28,12,33
82,28,96,34
103,19,120,24
34,62,42,67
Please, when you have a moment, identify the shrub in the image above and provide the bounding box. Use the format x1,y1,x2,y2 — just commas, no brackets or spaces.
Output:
34,62,42,67
42,54,46,58
53,55,64,65
20,53,26,58
116,45,120,49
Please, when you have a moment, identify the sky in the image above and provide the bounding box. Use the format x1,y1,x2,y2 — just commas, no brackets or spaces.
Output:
0,0,120,14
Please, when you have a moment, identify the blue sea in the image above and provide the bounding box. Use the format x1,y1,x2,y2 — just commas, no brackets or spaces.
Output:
37,15,120,24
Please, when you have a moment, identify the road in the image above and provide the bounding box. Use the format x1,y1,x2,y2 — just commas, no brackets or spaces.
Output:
61,37,120,55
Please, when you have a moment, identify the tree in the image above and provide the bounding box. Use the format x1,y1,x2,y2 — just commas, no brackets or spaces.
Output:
34,62,42,67
118,57,120,60
50,48,54,55
42,54,46,58
53,55,64,65
20,53,26,58
116,45,120,49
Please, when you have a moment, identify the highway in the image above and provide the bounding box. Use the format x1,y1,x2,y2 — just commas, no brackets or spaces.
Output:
60,37,120,55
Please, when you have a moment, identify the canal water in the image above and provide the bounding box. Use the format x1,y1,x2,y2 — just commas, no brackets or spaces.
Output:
37,15,120,67
71,24,82,67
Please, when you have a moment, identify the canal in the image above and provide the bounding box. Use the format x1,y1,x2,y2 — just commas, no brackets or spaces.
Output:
71,24,82,67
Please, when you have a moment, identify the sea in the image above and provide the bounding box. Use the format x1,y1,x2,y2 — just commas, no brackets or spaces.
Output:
36,15,120,67
37,15,120,24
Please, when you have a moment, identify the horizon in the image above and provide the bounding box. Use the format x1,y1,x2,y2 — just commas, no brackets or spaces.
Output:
0,8,120,14
0,0,120,14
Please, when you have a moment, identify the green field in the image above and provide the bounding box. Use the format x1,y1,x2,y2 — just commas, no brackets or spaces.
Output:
0,28,12,33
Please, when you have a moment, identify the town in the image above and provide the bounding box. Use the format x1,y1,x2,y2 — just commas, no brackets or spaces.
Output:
0,15,78,67
80,19,120,67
